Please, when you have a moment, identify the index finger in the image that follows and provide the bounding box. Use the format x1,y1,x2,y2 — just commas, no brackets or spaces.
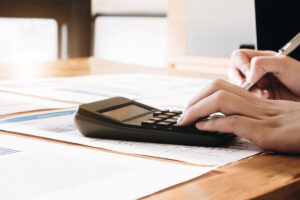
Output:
195,115,266,146
185,79,258,111
179,90,261,126
231,49,275,77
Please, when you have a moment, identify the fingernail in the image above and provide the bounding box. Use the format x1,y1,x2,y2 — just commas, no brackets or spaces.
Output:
196,122,203,129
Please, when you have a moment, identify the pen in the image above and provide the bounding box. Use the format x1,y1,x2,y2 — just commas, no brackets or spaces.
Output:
241,32,300,91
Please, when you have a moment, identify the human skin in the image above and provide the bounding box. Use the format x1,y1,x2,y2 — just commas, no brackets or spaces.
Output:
228,49,300,101
177,50,300,153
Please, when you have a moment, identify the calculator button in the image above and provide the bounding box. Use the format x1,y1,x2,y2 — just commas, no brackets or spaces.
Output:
156,115,169,119
164,112,176,117
172,110,183,115
149,117,163,122
141,120,156,127
164,118,177,123
156,121,172,128
153,111,163,116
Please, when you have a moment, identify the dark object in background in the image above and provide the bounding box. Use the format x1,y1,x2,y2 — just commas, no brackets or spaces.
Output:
239,44,255,50
255,0,300,60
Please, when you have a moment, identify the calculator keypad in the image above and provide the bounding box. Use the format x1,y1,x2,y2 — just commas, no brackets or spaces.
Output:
140,110,198,132
153,111,163,116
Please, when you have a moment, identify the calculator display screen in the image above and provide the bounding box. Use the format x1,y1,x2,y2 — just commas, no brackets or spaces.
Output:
101,104,150,121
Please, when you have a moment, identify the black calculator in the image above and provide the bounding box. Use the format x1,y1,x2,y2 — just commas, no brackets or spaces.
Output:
75,97,235,146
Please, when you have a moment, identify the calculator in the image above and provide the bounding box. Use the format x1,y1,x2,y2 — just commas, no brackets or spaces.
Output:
75,97,235,146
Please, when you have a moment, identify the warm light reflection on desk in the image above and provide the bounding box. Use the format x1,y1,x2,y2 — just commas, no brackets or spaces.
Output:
0,58,91,80
9,63,42,79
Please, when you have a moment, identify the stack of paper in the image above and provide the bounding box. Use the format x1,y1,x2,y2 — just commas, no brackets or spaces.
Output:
0,73,208,115
0,92,74,116
0,73,211,103
0,73,263,199
0,109,262,166
0,133,215,200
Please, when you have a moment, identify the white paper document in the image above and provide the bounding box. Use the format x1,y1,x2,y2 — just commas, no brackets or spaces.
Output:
0,92,74,116
0,134,215,200
0,73,211,103
136,92,196,110
0,110,262,166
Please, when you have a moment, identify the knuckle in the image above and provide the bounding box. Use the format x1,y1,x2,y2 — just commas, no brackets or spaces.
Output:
210,79,226,90
213,91,232,113
250,121,277,150
231,49,243,59
249,124,270,148
251,57,263,68
227,66,240,83
278,56,289,72
262,107,278,117
214,90,229,101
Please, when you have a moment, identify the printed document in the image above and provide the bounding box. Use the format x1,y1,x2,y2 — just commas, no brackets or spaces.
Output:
136,92,196,110
0,73,211,103
0,110,262,166
0,133,214,200
0,92,74,116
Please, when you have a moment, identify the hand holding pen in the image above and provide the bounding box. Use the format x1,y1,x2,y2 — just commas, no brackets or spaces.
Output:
229,32,300,100
241,32,300,91
178,32,300,153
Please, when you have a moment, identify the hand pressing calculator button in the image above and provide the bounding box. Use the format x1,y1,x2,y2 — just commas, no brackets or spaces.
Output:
142,111,180,128
75,97,235,146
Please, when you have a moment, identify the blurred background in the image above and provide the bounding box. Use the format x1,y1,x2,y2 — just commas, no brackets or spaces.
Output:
0,0,298,68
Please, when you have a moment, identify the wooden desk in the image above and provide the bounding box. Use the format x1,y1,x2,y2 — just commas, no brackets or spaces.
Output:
1,57,300,200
